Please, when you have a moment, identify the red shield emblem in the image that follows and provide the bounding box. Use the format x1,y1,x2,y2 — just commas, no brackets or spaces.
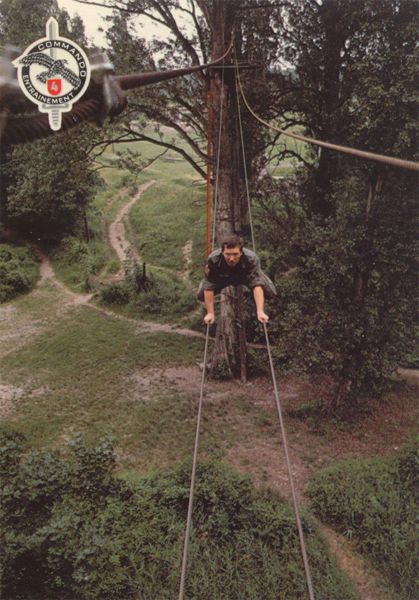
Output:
47,79,62,96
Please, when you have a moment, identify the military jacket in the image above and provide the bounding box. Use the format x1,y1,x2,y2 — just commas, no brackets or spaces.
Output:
202,247,265,292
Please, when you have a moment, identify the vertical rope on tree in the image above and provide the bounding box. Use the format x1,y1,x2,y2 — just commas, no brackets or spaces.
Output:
206,81,213,258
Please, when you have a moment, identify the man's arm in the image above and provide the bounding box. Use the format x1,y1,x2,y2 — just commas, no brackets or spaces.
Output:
204,289,215,324
253,286,269,323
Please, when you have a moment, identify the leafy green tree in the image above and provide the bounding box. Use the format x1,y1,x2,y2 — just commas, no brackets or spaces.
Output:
3,126,100,241
256,0,418,406
0,0,102,241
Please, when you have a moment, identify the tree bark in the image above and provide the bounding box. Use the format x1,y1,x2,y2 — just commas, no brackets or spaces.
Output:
206,1,246,377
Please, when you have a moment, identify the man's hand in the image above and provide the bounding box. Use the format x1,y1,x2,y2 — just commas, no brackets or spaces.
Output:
204,312,215,325
257,311,269,324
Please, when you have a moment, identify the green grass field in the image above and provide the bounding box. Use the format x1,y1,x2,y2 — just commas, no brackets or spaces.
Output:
0,299,266,472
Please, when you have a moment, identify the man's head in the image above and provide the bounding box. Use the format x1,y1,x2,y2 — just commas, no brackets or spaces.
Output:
221,234,243,267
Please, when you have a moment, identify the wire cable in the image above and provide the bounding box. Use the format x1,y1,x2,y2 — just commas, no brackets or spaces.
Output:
212,55,226,250
235,58,256,250
235,65,419,173
263,323,315,600
234,51,314,598
178,324,210,600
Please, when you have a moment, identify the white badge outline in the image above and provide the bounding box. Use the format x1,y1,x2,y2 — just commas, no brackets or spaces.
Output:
13,17,91,131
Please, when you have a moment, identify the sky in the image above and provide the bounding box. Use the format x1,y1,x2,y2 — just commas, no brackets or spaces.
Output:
56,0,189,48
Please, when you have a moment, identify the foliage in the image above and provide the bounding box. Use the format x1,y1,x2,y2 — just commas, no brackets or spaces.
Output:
3,127,101,241
0,431,357,600
0,0,102,242
0,0,72,47
256,176,417,405
51,236,106,291
100,281,130,305
0,242,38,302
305,435,418,599
99,258,196,320
254,0,418,406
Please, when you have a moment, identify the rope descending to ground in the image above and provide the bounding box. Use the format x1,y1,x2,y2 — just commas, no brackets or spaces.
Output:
263,323,315,600
178,324,211,600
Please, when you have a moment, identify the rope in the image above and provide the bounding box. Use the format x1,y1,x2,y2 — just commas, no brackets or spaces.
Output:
179,41,228,599
212,54,226,250
262,323,315,600
206,81,213,257
235,58,256,251
235,65,419,173
234,50,314,598
178,324,211,600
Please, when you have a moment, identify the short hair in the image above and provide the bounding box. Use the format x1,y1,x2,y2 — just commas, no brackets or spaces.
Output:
221,234,243,251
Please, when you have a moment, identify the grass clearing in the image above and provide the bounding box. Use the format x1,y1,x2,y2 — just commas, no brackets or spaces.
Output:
1,306,201,447
1,299,283,473
0,304,264,472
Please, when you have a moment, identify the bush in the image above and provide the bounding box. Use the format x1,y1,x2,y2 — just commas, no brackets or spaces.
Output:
51,236,107,291
305,435,418,599
100,282,130,305
0,243,38,302
129,267,196,320
254,173,417,407
0,431,357,600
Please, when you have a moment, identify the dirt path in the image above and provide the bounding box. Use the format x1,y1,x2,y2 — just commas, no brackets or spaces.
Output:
108,180,155,276
318,525,388,600
177,239,193,283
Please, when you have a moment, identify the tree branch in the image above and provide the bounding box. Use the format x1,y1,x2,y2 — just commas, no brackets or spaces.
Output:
188,0,208,63
123,125,207,179
74,0,133,14
150,0,202,66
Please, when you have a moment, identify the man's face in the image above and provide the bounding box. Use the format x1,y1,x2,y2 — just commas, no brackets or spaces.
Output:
222,246,242,267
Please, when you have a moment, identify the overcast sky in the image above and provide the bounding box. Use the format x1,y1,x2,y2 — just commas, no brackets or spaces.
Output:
56,0,189,48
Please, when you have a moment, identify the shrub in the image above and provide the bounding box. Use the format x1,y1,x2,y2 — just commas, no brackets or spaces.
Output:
52,236,107,291
0,243,38,302
305,435,418,599
0,431,357,600
129,267,196,320
100,282,130,305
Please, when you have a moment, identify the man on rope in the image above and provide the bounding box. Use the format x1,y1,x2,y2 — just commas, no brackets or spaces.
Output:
197,234,276,325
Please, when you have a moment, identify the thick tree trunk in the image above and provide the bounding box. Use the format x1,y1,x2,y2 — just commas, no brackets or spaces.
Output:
206,1,247,378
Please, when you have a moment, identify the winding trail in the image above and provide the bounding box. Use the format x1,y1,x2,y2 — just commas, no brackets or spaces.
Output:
28,182,204,339
109,180,155,276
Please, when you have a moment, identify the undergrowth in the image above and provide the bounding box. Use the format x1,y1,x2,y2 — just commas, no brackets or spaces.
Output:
50,236,107,292
305,435,418,599
0,243,38,302
0,432,357,600
100,262,196,323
